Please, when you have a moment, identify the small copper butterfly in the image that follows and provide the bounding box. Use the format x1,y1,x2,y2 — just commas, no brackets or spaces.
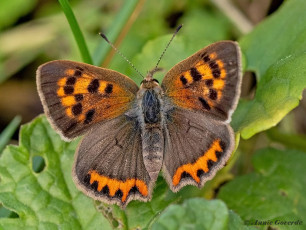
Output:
36,27,241,208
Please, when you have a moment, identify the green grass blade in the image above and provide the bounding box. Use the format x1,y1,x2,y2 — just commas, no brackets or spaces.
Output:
0,115,21,153
92,0,140,66
58,0,93,64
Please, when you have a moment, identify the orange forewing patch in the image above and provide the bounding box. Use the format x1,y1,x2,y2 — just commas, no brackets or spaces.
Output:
89,170,148,202
172,139,223,186
55,76,135,123
166,52,228,111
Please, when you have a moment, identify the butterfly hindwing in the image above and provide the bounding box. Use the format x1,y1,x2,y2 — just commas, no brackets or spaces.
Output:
37,60,139,140
162,41,241,121
163,108,234,192
73,114,153,207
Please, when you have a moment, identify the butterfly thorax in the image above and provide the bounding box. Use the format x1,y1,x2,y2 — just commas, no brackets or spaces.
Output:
138,79,163,125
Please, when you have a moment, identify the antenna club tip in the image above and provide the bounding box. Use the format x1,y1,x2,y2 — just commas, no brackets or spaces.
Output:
176,24,183,32
99,32,109,42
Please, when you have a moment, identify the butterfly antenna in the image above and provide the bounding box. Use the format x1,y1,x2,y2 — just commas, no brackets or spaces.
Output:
99,32,145,79
153,24,183,72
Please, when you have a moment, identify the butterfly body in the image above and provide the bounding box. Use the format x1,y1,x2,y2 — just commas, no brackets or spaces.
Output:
134,78,165,182
37,41,242,207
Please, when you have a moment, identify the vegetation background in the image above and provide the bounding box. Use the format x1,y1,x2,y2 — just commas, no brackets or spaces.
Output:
0,0,305,229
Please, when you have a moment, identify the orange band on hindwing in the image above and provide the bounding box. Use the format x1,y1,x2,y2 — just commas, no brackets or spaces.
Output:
87,170,148,203
172,139,224,186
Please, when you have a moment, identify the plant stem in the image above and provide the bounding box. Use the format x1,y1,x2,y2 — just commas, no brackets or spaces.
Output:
0,116,21,153
58,0,93,64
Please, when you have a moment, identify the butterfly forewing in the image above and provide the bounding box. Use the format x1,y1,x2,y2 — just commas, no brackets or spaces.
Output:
37,60,139,140
162,41,241,121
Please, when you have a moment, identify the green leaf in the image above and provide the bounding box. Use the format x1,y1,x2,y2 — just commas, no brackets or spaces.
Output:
234,0,306,139
232,52,306,139
266,127,306,152
0,0,37,30
218,147,306,229
0,115,111,229
240,0,306,79
151,198,255,230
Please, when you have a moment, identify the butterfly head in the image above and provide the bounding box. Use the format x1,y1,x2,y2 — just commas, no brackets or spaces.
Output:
140,67,162,89
140,77,159,89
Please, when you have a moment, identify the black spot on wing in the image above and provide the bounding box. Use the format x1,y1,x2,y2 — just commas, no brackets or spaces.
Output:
90,181,98,190
205,79,213,87
129,186,140,195
105,83,113,94
198,97,211,110
84,109,95,124
66,77,76,85
209,89,218,100
181,171,192,179
197,169,205,177
212,69,221,78
216,151,223,160
64,86,74,95
74,94,83,101
207,160,215,170
201,52,210,62
88,79,100,93
190,68,202,81
72,103,82,115
83,174,90,184
209,61,219,70
74,70,82,77
180,75,188,85
101,185,110,195
115,189,123,199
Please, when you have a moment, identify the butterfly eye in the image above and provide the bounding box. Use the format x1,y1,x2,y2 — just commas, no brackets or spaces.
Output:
153,79,159,84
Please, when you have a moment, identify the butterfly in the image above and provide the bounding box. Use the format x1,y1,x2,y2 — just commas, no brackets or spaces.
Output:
36,38,241,208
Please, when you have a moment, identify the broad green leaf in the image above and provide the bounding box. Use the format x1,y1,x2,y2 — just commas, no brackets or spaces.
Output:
151,198,255,230
234,0,306,138
240,0,306,79
232,52,306,139
0,115,112,229
218,147,306,230
266,127,306,152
